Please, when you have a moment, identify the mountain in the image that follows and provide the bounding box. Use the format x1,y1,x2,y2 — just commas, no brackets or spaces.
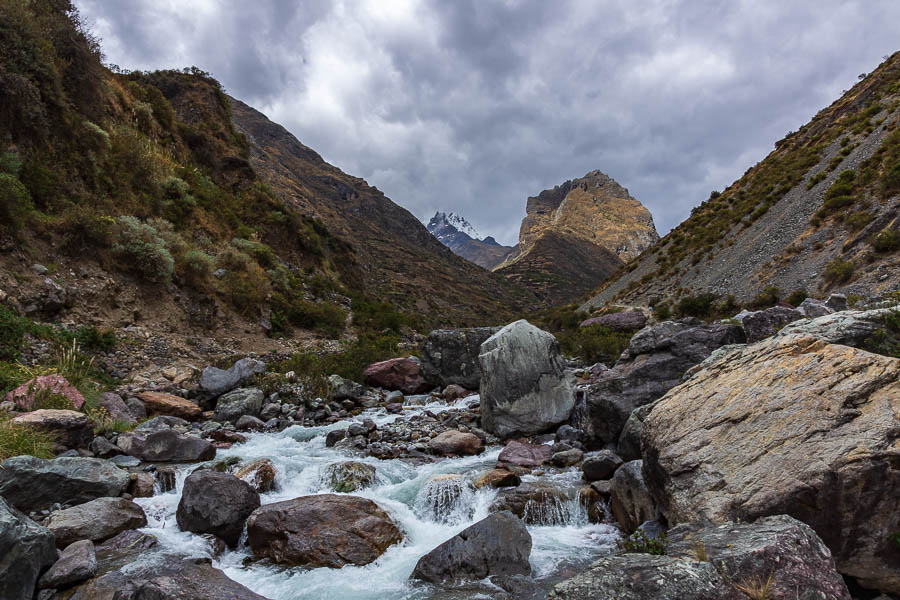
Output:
495,170,659,303
426,211,517,269
583,53,900,311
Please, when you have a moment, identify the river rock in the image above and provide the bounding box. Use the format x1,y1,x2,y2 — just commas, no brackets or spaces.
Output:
428,430,483,456
5,374,85,410
474,468,521,489
323,461,377,493
176,471,260,547
363,357,428,394
797,297,833,318
236,414,266,431
573,319,746,449
97,392,136,424
579,310,647,332
124,396,147,420
609,460,658,534
11,409,93,448
329,374,366,401
777,307,900,348
213,387,264,423
325,429,346,447
411,511,531,583
38,539,96,589
581,450,623,481
116,429,216,462
247,494,402,568
235,458,277,493
129,472,155,497
136,391,202,420
198,357,266,400
90,435,122,458
421,326,501,389
45,497,147,547
550,448,584,467
490,482,574,525
479,320,575,437
741,305,804,342
96,529,158,551
135,415,188,433
0,497,57,600
497,439,552,468
642,334,900,594
0,455,129,512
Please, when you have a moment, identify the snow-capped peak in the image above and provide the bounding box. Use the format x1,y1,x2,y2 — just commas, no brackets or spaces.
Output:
427,211,482,241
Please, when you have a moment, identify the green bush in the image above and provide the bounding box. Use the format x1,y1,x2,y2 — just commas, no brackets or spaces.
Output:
872,229,900,253
749,286,780,309
785,289,809,307
279,332,405,384
181,249,215,286
652,302,671,320
563,325,632,367
0,305,28,361
31,387,76,410
821,169,857,213
0,361,30,394
616,529,667,555
825,259,855,284
111,216,174,283
74,326,116,352
0,173,34,229
676,293,718,318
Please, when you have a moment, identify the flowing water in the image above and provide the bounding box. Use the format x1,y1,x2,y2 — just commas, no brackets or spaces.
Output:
133,399,621,599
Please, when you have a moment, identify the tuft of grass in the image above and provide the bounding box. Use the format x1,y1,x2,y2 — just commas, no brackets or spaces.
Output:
872,229,900,253
615,529,667,555
693,540,708,562
0,413,56,460
824,259,855,284
733,572,775,600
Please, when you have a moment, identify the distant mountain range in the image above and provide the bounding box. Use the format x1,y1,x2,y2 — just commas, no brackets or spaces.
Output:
426,212,518,270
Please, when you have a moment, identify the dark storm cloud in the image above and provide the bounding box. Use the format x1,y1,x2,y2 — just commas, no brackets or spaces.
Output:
76,0,900,245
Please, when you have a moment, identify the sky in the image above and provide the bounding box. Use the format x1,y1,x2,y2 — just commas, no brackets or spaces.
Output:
76,0,900,246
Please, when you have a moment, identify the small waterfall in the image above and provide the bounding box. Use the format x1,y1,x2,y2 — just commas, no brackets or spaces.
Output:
414,474,476,525
522,488,590,527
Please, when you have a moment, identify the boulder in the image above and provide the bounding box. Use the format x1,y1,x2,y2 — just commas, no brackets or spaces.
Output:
129,472,155,498
609,460,658,534
428,430,484,456
176,471,260,547
0,456,129,512
363,357,428,394
325,429,346,447
573,319,746,449
5,374,85,410
497,440,552,468
135,415,189,433
246,494,402,568
825,292,850,312
490,482,576,525
479,320,575,437
0,497,57,600
549,448,584,467
96,392,136,424
259,402,281,421
579,310,647,332
474,468,521,489
322,461,377,493
581,450,623,481
616,403,653,461
235,414,266,431
11,409,93,448
124,397,147,420
797,297,833,318
116,429,216,462
45,497,147,547
235,458,277,493
198,357,266,400
442,383,469,401
213,387,264,423
642,334,900,594
136,391,202,420
777,307,900,348
411,511,531,583
96,529,158,551
741,305,804,342
90,435,122,458
38,539,96,589
328,374,366,401
420,326,501,389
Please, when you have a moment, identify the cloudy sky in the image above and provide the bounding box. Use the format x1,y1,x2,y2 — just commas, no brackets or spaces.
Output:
77,0,900,245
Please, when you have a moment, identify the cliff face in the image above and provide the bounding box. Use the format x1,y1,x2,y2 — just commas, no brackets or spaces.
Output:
495,170,659,303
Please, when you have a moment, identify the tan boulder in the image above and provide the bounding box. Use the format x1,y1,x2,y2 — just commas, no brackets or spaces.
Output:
235,458,277,493
427,430,483,456
136,392,201,420
642,335,900,594
11,409,93,448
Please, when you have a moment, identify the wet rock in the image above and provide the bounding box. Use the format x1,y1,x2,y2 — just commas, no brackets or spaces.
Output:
579,310,647,332
442,383,469,401
616,403,652,462
323,461,377,493
642,334,900,593
325,429,346,447
421,326,501,389
497,440,552,468
574,319,746,449
235,414,266,431
428,430,484,456
609,460,658,534
129,472,155,498
581,450,623,482
411,511,531,583
247,494,403,568
213,387,264,423
550,448,583,467
95,529,158,551
208,429,246,445
5,374,85,411
155,467,177,493
741,305,804,342
329,374,366,401
38,539,96,589
116,429,216,462
474,468,521,489
235,458,277,493
45,497,147,547
11,409,93,449
176,471,260,547
0,496,58,600
364,357,428,394
198,357,266,401
0,456,129,512
136,391,202,420
108,455,140,468
96,392,136,424
479,320,575,438
490,482,577,525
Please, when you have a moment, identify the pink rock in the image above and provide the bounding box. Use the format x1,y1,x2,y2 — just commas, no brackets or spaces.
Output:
363,358,428,394
5,374,85,411
497,440,553,468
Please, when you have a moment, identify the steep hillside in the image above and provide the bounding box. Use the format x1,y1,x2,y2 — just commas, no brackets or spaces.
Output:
496,170,658,302
584,53,900,310
426,211,517,269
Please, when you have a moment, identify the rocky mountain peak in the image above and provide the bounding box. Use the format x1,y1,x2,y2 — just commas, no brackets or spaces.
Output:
427,211,483,242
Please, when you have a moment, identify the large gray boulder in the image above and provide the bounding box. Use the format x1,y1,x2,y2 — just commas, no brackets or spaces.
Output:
741,305,803,342
116,429,216,462
479,320,574,437
642,334,900,594
573,318,746,449
777,307,900,348
609,460,658,534
213,387,264,423
198,357,266,401
176,471,260,547
0,497,57,600
45,497,147,547
411,511,531,583
0,456,130,512
551,515,850,600
38,539,97,589
421,326,501,389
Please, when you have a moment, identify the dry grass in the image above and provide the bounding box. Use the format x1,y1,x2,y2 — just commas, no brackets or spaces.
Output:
693,540,708,562
0,413,56,461
734,572,775,600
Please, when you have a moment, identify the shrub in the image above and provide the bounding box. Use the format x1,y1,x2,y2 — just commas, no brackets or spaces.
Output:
0,361,30,394
824,259,855,284
279,332,405,384
652,302,671,320
872,229,900,253
785,289,809,307
750,286,780,309
821,169,856,213
0,305,28,361
0,173,33,229
222,263,270,315
565,325,632,366
111,216,175,283
181,249,215,286
616,529,667,555
74,326,116,352
846,211,874,232
31,387,76,410
676,293,718,318
0,151,22,175
0,414,56,461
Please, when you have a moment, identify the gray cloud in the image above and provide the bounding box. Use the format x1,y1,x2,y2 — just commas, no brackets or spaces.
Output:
77,0,900,245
